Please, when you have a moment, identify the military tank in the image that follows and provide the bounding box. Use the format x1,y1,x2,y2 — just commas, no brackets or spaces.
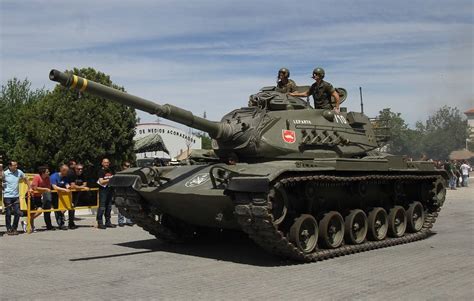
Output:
49,69,447,262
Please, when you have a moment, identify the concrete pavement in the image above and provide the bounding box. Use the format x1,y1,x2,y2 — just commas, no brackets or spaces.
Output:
0,185,473,300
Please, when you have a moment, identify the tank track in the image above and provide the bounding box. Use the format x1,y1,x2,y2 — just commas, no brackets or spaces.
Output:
114,188,183,243
234,174,443,262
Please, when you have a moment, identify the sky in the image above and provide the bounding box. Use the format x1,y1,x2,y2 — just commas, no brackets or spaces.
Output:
1,0,473,128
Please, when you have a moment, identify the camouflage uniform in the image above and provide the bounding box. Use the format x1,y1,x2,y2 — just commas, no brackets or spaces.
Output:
308,80,335,109
275,79,297,93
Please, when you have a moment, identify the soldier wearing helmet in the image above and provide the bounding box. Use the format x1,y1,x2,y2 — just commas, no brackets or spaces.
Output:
275,68,297,93
290,67,340,112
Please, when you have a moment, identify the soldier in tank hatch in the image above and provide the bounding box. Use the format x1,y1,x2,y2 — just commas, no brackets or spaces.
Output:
275,68,297,93
290,67,340,112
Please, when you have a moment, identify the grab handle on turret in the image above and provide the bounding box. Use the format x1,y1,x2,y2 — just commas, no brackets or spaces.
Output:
49,69,228,139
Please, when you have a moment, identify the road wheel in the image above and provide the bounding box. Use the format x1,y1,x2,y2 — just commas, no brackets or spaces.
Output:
319,211,345,249
344,209,368,244
268,184,288,225
431,177,447,206
289,214,318,254
406,202,425,233
388,206,407,237
367,207,388,241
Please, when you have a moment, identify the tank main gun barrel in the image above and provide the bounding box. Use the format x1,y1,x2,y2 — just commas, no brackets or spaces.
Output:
49,69,227,139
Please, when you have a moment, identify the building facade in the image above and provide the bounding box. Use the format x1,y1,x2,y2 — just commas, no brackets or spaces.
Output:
135,123,202,159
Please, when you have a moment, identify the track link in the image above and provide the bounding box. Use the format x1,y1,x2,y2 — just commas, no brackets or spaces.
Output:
234,174,444,262
114,188,182,243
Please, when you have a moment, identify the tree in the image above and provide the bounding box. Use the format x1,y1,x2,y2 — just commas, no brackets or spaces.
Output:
194,132,212,150
416,106,469,159
0,78,48,164
376,108,421,157
11,67,137,172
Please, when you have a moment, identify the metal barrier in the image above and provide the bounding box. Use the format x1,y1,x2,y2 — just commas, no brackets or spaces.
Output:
26,188,99,233
1,173,35,212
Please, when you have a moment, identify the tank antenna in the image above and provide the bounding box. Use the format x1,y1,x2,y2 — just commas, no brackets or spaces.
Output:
359,86,364,114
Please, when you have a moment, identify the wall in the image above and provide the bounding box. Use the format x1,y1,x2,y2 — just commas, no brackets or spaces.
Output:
135,123,202,159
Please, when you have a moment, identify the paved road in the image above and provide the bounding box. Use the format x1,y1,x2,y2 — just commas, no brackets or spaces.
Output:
1,185,473,300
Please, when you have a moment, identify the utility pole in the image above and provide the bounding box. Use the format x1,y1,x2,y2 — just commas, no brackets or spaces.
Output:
359,87,364,114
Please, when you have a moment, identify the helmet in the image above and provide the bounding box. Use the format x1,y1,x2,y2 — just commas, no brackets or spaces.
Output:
278,68,290,78
312,67,325,79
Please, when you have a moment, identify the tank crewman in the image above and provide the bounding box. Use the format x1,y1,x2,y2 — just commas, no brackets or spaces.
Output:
275,68,297,93
290,67,340,112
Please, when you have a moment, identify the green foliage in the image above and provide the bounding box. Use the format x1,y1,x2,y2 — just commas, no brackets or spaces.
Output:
468,140,474,152
194,112,212,150
201,135,212,150
415,106,469,159
0,78,49,162
377,106,469,160
376,108,421,157
5,68,137,172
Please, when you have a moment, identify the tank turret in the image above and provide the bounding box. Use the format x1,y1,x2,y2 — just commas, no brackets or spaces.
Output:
49,69,379,161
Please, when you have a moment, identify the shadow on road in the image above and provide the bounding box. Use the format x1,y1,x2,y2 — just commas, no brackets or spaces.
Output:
68,230,439,266
69,231,291,267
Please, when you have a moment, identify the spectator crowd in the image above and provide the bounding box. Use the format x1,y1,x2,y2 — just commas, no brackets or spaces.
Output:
1,158,133,236
441,159,472,190
1,156,472,236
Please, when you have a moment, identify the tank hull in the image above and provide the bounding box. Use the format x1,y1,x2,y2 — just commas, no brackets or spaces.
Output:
111,156,447,261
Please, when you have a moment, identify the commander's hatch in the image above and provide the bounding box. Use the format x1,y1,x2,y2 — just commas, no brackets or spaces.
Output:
252,88,310,110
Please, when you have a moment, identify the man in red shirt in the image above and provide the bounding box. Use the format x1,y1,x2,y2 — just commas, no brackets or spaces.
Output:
30,166,54,231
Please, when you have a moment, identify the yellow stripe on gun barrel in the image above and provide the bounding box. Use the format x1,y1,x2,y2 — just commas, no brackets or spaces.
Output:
80,78,88,92
70,75,78,89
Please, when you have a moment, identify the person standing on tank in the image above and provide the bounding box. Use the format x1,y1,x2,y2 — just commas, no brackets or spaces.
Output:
96,158,116,229
275,68,297,93
290,67,340,112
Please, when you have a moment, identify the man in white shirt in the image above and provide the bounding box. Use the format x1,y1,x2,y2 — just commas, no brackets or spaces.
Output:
460,161,471,187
